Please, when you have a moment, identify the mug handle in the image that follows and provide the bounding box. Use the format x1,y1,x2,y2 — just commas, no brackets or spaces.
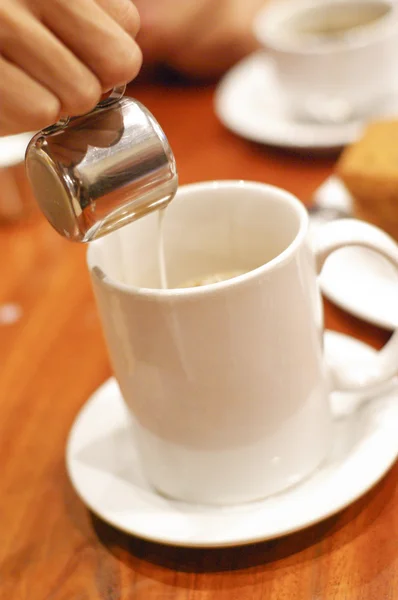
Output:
313,218,398,394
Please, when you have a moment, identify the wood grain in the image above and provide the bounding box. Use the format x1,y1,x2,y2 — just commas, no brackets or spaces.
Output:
0,76,395,600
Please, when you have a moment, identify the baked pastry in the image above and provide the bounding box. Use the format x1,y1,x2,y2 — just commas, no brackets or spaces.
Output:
336,119,398,240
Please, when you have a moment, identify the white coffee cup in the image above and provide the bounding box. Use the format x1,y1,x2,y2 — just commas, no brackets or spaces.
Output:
254,0,398,123
87,181,398,505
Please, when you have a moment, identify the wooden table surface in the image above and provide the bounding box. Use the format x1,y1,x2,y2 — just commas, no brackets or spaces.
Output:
1,77,396,600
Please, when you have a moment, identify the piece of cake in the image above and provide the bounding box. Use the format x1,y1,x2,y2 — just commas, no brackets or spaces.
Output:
336,119,398,240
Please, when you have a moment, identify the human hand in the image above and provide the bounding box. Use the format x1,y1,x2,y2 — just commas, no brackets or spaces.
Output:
0,0,142,135
135,0,266,78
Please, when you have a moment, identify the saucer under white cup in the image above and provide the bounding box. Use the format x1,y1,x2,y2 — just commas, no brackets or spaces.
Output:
313,177,398,329
216,0,398,151
66,330,398,547
214,52,398,152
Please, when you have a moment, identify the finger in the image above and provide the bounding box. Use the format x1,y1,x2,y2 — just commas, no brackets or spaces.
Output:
0,2,102,118
42,0,142,90
94,0,140,37
0,57,61,135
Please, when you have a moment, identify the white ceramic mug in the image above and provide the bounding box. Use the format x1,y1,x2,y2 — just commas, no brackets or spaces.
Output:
254,0,398,123
87,181,398,505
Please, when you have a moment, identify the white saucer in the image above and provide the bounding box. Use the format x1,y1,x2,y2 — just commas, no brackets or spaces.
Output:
0,132,34,168
66,331,398,548
214,52,398,152
315,177,398,330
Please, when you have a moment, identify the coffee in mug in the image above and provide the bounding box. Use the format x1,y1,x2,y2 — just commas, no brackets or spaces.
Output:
178,271,246,288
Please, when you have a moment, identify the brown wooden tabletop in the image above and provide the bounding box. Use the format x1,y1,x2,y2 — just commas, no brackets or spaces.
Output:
0,76,396,600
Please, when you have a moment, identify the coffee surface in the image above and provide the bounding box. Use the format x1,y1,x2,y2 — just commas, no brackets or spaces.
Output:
178,271,246,288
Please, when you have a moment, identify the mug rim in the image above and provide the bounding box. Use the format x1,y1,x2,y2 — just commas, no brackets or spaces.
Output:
87,179,309,299
254,0,397,56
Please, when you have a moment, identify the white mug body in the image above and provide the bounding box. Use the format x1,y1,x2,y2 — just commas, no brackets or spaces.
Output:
87,181,332,505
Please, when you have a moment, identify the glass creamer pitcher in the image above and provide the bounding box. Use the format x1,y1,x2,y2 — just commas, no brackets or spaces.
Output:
25,86,178,242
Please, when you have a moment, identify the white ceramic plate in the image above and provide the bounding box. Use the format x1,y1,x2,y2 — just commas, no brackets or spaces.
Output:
0,132,34,168
321,248,398,330
315,177,398,330
66,331,398,548
214,52,398,152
